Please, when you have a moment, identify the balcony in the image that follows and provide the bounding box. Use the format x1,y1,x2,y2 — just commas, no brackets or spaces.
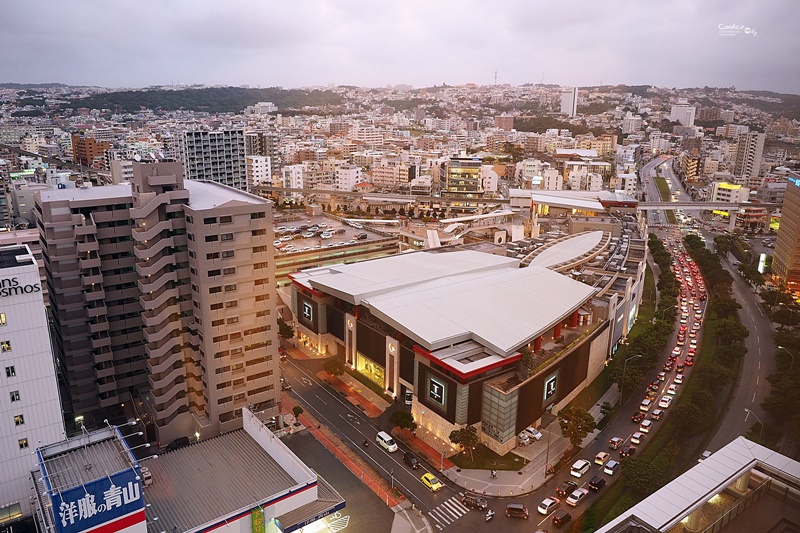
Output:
81,273,103,286
77,241,99,253
79,257,101,270
88,320,109,334
90,336,111,350
92,349,113,365
84,288,106,302
94,365,115,380
86,305,107,319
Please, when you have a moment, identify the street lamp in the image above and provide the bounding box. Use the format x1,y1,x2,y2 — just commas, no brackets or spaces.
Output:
618,354,643,408
744,408,764,442
658,304,677,321
777,346,795,372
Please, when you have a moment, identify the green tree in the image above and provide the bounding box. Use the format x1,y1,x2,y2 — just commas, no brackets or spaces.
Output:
390,410,417,432
408,207,415,218
714,319,750,345
449,426,478,460
293,405,304,418
713,296,742,319
323,357,345,378
277,317,294,340
557,406,597,449
622,447,673,495
600,401,613,418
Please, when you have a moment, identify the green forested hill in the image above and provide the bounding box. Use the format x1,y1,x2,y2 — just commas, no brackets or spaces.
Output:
67,86,344,113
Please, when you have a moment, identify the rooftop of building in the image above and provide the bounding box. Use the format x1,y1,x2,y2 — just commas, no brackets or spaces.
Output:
183,179,270,210
144,429,304,533
598,437,800,533
0,245,34,269
38,183,133,203
296,250,595,355
38,426,136,495
526,230,607,269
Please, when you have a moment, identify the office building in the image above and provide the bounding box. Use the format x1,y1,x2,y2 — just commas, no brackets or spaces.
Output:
622,113,643,134
733,132,765,186
37,162,280,444
71,134,111,169
443,157,483,213
179,129,248,191
669,104,696,127
0,245,65,522
773,173,800,294
711,182,750,204
560,87,578,117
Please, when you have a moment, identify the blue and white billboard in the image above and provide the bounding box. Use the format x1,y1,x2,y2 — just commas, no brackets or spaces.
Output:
49,468,145,533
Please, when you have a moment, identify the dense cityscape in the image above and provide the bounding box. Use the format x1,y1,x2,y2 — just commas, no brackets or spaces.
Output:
2,3,800,533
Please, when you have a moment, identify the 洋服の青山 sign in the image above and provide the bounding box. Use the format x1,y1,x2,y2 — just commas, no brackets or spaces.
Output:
0,277,41,297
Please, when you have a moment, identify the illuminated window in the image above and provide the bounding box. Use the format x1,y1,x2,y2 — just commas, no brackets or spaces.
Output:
1,340,11,352
10,390,20,402
0,313,6,326
14,414,24,426
5,366,15,378
18,438,28,449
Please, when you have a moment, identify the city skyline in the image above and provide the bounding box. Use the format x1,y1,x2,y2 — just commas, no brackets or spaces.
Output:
1,0,799,94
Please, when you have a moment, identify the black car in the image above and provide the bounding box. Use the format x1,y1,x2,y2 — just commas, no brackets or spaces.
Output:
552,510,572,528
461,492,488,511
631,412,645,423
403,451,420,469
165,436,190,452
556,480,578,498
588,475,606,492
619,445,636,458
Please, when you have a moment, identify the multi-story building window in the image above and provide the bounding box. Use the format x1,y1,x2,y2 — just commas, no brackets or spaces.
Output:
1,340,11,352
0,313,6,326
18,438,28,449
14,414,24,426
10,390,20,402
5,365,15,377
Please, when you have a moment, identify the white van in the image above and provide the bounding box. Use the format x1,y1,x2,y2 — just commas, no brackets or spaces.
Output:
376,431,398,452
570,459,591,478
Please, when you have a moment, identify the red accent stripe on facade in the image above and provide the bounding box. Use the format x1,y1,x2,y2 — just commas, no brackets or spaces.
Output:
83,509,145,533
412,345,520,381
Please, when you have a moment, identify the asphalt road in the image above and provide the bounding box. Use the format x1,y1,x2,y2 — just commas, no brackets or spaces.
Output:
282,430,395,532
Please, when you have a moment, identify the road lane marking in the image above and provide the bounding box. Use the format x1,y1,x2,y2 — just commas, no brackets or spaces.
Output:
756,376,759,385
752,392,756,403
315,394,328,405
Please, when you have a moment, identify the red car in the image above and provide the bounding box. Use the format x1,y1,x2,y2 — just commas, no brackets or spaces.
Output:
685,357,695,366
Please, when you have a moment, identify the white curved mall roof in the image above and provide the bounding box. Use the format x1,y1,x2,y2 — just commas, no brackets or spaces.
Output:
528,230,604,269
297,250,595,355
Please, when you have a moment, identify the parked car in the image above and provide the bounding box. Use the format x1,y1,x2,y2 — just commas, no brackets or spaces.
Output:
524,426,544,441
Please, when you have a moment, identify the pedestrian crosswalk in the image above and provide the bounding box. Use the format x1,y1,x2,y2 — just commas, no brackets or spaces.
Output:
427,496,470,529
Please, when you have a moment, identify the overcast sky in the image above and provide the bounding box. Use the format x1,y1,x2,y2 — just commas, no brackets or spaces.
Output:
1,0,798,94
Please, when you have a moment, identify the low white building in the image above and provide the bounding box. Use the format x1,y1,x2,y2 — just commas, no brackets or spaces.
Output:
567,171,603,191
246,155,272,187
711,181,750,203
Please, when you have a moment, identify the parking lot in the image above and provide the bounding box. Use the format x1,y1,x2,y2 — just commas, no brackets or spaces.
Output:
273,216,371,255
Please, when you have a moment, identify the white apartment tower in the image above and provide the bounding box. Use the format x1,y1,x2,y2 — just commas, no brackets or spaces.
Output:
733,132,765,187
0,245,65,519
669,104,696,127
179,129,248,191
560,87,578,117
246,155,272,188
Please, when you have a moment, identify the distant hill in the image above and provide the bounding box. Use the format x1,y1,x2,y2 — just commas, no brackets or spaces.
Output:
0,82,70,89
67,86,345,113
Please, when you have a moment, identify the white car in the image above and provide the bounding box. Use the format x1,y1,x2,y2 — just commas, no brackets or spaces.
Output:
524,426,543,441
674,373,684,384
631,431,644,445
537,497,560,515
566,488,589,507
668,384,678,395
659,396,673,409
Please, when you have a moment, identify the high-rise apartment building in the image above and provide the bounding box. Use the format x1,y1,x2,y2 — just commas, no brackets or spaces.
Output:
669,104,696,127
37,184,142,418
245,131,281,178
179,129,248,191
733,131,765,186
494,116,514,131
130,162,279,442
37,162,280,443
246,155,272,188
71,133,111,168
0,245,65,519
772,173,800,294
560,87,578,117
